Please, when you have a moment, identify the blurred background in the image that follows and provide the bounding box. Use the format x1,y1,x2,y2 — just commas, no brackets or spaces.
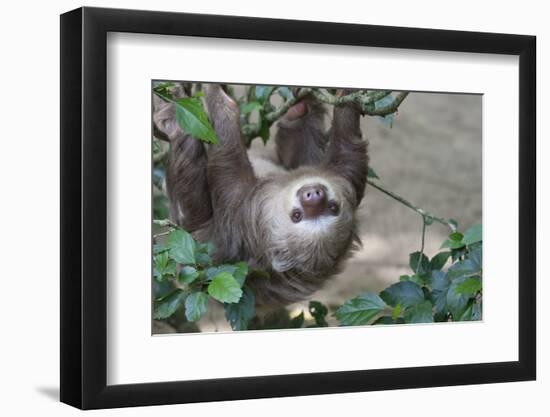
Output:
154,86,482,333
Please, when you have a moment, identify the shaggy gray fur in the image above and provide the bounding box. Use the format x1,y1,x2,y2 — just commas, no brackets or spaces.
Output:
154,84,368,307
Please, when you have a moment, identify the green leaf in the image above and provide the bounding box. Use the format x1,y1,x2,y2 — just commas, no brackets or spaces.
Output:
374,94,395,110
447,259,481,280
309,301,329,327
205,264,237,280
430,251,451,271
254,86,274,103
194,241,214,266
178,266,199,285
440,232,465,250
391,304,401,320
277,87,294,100
441,239,466,250
462,224,482,245
410,273,430,286
153,278,174,300
289,311,305,328
457,299,482,322
450,232,463,241
409,251,430,275
334,293,385,326
208,272,243,303
430,270,450,320
174,97,218,144
380,281,425,309
258,119,271,144
453,276,481,296
373,316,405,325
224,287,256,330
153,251,177,281
164,229,196,265
404,300,434,324
239,101,262,114
153,290,184,319
184,291,209,322
233,261,249,287
447,276,472,319
367,167,380,179
153,195,169,220
468,242,482,269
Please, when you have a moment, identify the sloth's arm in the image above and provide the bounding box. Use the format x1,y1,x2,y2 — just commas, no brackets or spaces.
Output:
153,92,212,231
324,94,368,206
274,97,328,170
203,84,256,211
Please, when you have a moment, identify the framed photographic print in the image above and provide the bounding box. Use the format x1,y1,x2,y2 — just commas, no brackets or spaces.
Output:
60,6,536,410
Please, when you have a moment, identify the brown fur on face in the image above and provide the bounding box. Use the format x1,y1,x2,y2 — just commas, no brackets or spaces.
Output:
154,85,368,307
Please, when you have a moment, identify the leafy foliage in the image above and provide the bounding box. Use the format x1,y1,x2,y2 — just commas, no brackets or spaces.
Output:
152,226,258,331
332,223,483,325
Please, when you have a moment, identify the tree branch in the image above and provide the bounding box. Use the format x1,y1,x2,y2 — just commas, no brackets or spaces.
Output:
241,89,409,142
367,179,457,232
362,92,409,116
153,219,180,229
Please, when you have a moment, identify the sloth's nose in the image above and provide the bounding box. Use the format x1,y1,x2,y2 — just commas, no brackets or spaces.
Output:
298,184,327,218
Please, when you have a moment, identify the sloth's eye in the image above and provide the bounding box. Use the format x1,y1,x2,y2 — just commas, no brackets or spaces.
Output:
328,201,340,215
291,209,303,223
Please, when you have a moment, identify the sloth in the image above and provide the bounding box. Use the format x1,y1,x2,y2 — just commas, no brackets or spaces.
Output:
153,84,368,307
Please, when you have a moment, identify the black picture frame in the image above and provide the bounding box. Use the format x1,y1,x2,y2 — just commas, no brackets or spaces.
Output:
60,6,536,410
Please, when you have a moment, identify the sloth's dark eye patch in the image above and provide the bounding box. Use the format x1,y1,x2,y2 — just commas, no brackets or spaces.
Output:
328,200,340,215
291,209,303,223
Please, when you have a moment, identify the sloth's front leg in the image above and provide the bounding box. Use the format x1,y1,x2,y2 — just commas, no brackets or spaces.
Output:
154,89,212,232
324,92,368,207
203,84,256,212
275,95,328,170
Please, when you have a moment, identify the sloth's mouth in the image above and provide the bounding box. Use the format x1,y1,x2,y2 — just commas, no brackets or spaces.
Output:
291,183,340,223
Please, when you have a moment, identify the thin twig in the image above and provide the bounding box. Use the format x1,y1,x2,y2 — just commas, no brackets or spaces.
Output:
415,216,427,274
153,230,171,239
265,88,312,122
310,89,407,116
367,179,457,232
153,219,180,229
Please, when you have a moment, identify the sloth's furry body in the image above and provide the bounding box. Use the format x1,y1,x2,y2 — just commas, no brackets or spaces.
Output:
154,84,368,306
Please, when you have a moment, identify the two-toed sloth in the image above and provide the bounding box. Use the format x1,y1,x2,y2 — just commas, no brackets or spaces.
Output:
153,84,368,307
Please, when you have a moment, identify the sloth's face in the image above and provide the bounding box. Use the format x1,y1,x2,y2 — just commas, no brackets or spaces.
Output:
261,171,359,273
286,179,342,228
